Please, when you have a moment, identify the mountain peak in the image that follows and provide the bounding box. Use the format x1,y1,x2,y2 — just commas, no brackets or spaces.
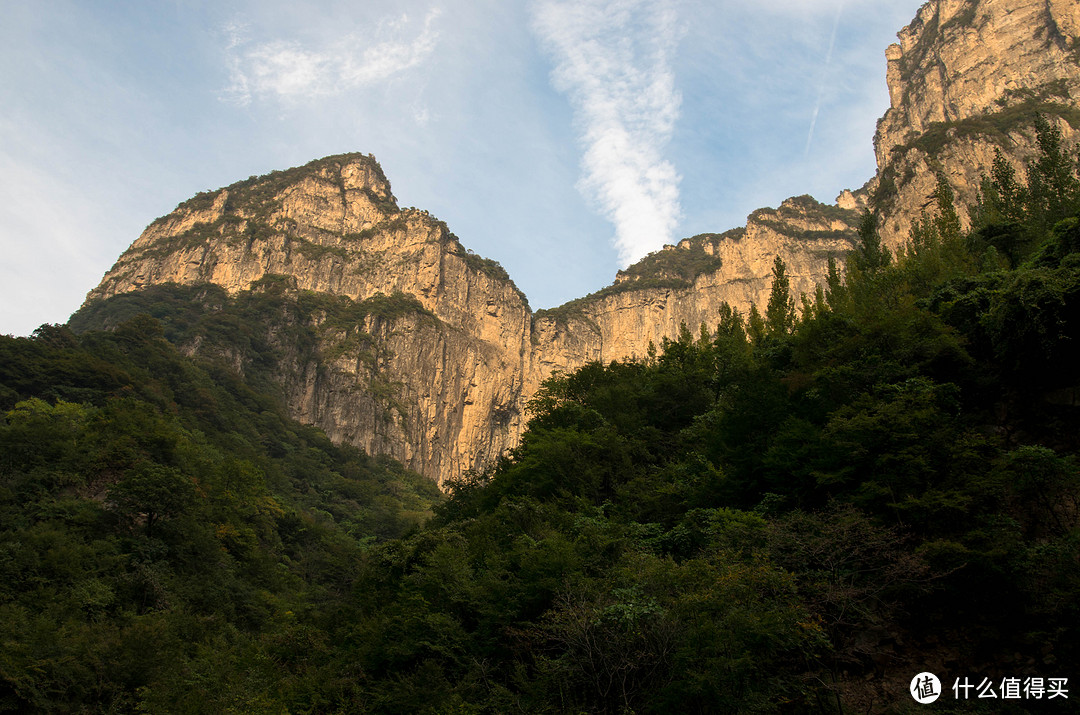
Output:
75,0,1080,485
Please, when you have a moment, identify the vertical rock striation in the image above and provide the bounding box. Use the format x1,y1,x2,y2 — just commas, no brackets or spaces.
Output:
79,0,1078,485
83,156,856,485
872,0,1080,247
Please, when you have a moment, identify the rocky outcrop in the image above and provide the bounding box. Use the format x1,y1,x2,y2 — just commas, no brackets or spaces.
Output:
81,0,1078,485
84,156,856,485
89,154,540,483
872,0,1080,246
532,197,856,366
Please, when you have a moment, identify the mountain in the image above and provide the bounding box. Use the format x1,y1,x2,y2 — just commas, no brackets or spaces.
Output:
72,0,1080,486
72,158,858,487
871,0,1080,246
8,1,1080,711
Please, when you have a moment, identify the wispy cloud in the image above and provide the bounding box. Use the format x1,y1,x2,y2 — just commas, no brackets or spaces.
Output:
531,0,683,266
223,9,441,105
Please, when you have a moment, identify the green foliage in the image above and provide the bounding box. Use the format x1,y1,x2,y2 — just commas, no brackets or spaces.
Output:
535,230,746,328
535,278,692,329
1026,113,1080,230
107,463,197,537
749,195,859,240
779,194,862,225
69,280,437,411
971,150,1028,263
404,139,1080,710
136,155,401,272
343,216,407,242
877,100,1080,217
970,113,1080,270
764,255,796,337
896,9,941,83
10,126,1080,711
446,244,529,307
617,231,732,283
849,210,891,274
0,317,440,711
872,164,901,210
290,235,351,261
175,153,396,220
899,101,1080,163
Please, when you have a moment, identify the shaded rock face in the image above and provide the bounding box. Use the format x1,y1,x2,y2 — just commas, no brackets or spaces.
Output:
86,156,856,485
83,0,1077,486
872,0,1080,247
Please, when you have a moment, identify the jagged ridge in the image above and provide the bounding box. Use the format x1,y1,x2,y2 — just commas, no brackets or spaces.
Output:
75,0,1080,485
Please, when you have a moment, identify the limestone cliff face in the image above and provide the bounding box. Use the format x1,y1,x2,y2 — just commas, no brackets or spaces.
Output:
84,157,855,485
873,0,1080,246
90,154,536,483
530,197,856,371
82,0,1074,485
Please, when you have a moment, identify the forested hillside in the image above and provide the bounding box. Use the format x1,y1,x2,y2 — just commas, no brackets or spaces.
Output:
3,117,1080,712
0,313,440,711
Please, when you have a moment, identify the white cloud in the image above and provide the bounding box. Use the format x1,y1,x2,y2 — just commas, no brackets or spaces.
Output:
531,0,683,266
223,9,441,105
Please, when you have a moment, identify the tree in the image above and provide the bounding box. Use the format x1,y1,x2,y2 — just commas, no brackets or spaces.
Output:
909,174,961,255
824,255,846,310
1027,113,1080,229
976,149,1027,227
933,174,964,246
107,463,197,537
746,304,766,344
765,255,796,337
851,210,890,274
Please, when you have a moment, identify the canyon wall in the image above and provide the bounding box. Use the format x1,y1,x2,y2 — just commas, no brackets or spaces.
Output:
85,154,855,484
80,0,1080,485
872,0,1080,247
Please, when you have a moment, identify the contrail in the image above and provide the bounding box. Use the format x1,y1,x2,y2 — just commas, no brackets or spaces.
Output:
805,1,843,157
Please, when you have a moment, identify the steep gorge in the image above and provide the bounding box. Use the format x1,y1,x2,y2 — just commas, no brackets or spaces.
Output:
76,0,1080,485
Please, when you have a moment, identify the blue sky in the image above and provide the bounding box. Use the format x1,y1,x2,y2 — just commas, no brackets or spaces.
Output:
0,0,925,336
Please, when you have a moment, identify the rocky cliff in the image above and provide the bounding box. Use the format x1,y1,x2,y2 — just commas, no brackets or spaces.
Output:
82,154,857,484
78,0,1079,485
530,197,857,366
872,0,1080,246
87,154,537,483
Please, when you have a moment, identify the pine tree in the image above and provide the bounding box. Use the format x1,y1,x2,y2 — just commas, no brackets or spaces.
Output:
825,255,846,310
978,149,1027,225
747,303,766,344
851,210,890,273
934,173,963,245
765,255,796,337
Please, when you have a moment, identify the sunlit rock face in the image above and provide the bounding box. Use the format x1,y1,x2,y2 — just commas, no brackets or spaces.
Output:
83,0,1077,485
537,198,857,366
871,0,1080,248
88,155,534,485
85,155,856,485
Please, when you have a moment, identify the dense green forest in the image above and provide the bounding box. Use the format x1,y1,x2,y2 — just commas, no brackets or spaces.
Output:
3,116,1080,712
0,315,441,712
